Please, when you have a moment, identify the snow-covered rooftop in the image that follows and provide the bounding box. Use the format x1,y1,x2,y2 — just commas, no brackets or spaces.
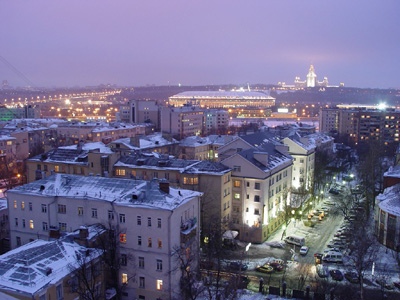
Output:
0,199,7,210
0,135,16,141
0,238,102,296
59,142,113,154
180,135,238,147
8,174,202,211
384,165,400,179
377,184,400,216
110,133,177,150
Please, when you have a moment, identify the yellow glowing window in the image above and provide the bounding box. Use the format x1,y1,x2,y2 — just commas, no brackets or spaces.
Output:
234,180,241,187
116,169,126,176
14,201,17,209
122,273,128,284
158,239,162,248
54,165,60,172
30,220,34,229
157,279,163,290
120,234,126,243
6,141,12,146
21,201,25,210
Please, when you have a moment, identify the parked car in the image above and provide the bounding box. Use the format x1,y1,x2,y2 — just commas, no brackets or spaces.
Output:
300,246,309,255
344,271,360,284
324,248,341,254
269,261,284,271
329,188,340,195
330,269,344,281
376,278,394,290
316,264,328,278
228,261,248,271
256,264,274,274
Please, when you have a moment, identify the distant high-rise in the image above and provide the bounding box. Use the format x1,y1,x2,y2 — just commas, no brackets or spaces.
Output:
306,64,317,87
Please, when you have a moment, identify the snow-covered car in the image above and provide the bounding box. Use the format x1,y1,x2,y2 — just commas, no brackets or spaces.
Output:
329,269,344,281
299,246,309,255
316,264,328,278
376,278,394,290
344,271,360,284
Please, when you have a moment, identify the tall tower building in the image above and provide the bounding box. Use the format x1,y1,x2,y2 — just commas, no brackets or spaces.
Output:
306,64,317,87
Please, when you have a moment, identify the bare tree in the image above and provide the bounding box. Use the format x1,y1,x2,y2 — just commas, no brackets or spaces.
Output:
67,248,104,300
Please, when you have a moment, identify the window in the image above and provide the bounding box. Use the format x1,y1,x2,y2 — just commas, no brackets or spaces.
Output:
157,218,161,228
120,234,126,243
59,222,67,231
233,165,241,172
153,172,158,179
54,165,60,173
148,237,152,247
157,259,162,271
43,222,48,231
254,208,260,215
15,218,18,227
234,180,241,187
92,208,98,218
139,256,144,268
108,210,114,220
300,159,304,163
78,207,84,216
255,182,260,190
158,239,162,248
183,177,198,185
138,236,142,246
58,204,66,214
56,284,63,300
29,202,32,211
148,217,151,227
122,273,128,284
254,195,260,202
22,219,26,228
16,236,21,246
116,169,126,176
41,204,47,213
30,220,34,229
13,200,17,209
21,201,25,210
120,214,126,223
234,193,240,199
139,277,145,288
157,279,163,290
137,216,142,225
121,254,127,266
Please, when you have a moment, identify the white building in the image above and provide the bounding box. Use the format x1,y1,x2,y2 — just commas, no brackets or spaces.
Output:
7,174,202,300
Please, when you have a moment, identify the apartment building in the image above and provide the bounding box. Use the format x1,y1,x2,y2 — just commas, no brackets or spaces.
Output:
26,142,120,182
113,152,232,230
7,174,201,300
221,143,293,243
281,137,315,190
205,109,229,134
160,106,204,139
0,135,16,161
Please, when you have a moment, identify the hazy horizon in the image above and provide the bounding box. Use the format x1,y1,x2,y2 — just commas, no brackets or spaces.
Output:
1,1,399,89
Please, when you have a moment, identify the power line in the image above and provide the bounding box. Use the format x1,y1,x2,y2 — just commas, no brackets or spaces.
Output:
0,55,35,86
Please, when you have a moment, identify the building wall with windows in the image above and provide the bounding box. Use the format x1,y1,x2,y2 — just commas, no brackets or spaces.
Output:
7,174,201,300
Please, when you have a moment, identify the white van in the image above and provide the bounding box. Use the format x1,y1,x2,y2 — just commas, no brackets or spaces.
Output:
322,251,343,263
284,235,305,247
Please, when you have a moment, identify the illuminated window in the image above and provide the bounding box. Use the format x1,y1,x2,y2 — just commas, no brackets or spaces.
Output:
122,273,128,284
234,180,241,187
116,169,126,176
78,207,84,215
148,237,152,247
59,222,67,231
120,234,126,243
14,201,17,209
21,201,25,210
6,141,12,146
30,220,34,229
157,279,163,290
158,239,162,248
54,165,59,172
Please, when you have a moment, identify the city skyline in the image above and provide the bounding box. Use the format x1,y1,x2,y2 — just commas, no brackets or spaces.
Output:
1,1,399,89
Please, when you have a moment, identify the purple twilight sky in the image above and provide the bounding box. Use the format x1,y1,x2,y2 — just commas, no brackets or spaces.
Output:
1,0,399,89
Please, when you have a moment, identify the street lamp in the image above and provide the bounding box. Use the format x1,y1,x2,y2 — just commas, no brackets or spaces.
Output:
291,210,295,215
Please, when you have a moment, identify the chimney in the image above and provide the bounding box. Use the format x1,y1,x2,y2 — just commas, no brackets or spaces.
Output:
49,227,61,239
130,135,141,148
77,140,85,153
159,178,170,194
79,227,89,239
